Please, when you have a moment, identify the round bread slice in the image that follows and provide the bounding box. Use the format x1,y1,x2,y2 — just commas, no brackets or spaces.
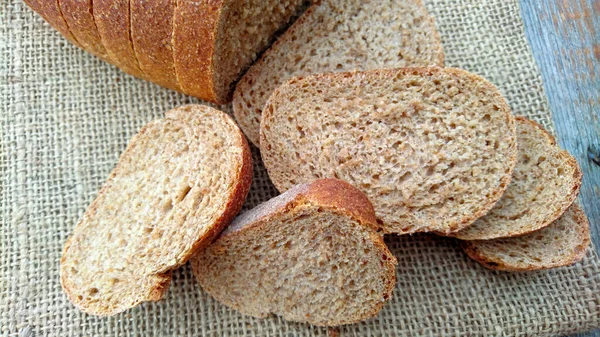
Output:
60,105,253,316
451,117,582,240
233,0,445,145
260,67,517,234
461,204,590,271
191,179,397,326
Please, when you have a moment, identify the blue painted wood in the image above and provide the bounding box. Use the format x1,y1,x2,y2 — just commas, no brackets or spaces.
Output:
520,1,599,336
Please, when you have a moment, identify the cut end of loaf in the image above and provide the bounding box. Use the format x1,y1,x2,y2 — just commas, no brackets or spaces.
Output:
451,117,582,240
260,67,517,235
192,179,396,326
208,0,307,103
60,105,252,316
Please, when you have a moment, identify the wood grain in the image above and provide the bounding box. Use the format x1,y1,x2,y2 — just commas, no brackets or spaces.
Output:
520,1,599,336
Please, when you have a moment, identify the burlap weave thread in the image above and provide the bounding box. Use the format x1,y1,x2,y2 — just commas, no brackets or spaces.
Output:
1,0,599,336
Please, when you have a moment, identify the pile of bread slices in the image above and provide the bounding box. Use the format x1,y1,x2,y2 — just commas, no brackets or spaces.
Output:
48,0,589,327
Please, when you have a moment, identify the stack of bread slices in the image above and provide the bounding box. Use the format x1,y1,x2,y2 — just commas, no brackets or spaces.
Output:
59,0,589,327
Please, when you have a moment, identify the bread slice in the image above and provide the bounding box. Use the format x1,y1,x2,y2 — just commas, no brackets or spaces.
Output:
191,179,397,326
60,105,253,316
23,0,82,48
130,0,181,91
461,204,590,271
451,117,582,240
233,0,445,145
59,0,110,61
94,0,144,77
173,0,306,103
260,67,517,235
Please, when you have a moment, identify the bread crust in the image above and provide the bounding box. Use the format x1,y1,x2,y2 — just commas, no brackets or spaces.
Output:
172,0,225,103
59,0,111,61
449,117,582,240
94,0,145,77
60,105,252,316
131,0,181,91
23,0,82,47
260,67,517,234
461,204,591,271
233,0,445,146
192,179,396,326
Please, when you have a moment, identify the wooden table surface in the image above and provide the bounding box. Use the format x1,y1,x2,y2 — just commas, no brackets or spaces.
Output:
520,1,599,336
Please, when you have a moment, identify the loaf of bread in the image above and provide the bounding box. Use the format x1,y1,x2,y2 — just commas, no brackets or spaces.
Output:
191,179,397,326
60,105,252,316
451,117,582,240
24,0,307,103
461,204,590,271
260,67,517,235
233,0,445,145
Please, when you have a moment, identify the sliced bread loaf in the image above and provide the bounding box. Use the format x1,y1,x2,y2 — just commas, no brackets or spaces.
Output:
173,0,306,103
451,117,582,240
94,0,144,77
233,0,445,145
260,67,517,234
190,179,397,326
22,0,82,48
461,204,590,271
60,105,253,316
130,0,181,91
59,0,110,61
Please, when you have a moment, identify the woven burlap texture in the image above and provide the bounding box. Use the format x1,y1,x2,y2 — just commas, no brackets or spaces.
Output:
1,0,599,336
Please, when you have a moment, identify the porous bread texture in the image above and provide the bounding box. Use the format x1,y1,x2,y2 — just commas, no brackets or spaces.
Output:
461,204,590,271
452,117,582,240
191,179,397,327
233,0,445,145
173,0,306,103
260,67,517,235
60,105,253,316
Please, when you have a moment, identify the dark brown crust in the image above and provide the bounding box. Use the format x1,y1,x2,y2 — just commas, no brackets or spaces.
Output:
461,204,591,272
60,105,252,316
131,0,181,91
191,178,397,326
449,117,583,240
233,0,445,146
24,0,83,48
260,67,517,234
93,0,145,77
172,0,225,103
59,0,111,61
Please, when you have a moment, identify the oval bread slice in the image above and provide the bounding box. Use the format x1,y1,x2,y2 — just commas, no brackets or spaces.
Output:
60,105,253,316
260,67,517,234
461,204,590,271
191,179,397,326
233,0,445,145
451,117,582,240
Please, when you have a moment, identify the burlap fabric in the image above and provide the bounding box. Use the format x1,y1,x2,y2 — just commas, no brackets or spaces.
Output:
1,0,599,336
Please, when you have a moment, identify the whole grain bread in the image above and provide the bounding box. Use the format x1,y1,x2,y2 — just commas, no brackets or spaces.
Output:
59,0,110,61
461,204,590,271
260,67,517,234
130,0,181,91
451,117,582,240
60,105,253,316
23,0,82,47
233,0,445,145
94,0,144,77
173,0,306,103
190,179,397,326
